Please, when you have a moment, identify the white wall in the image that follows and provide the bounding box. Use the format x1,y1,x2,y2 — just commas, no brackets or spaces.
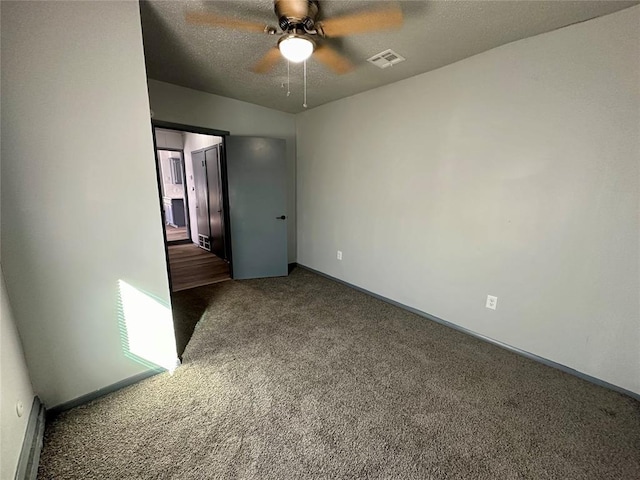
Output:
296,7,640,394
1,1,174,407
1,271,35,479
182,132,223,243
147,80,297,263
155,128,183,150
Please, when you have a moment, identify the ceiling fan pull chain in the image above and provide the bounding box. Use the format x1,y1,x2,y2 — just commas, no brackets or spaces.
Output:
303,60,308,108
287,60,291,97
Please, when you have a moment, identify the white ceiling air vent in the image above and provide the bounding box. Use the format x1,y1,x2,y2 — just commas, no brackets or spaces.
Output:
367,49,406,69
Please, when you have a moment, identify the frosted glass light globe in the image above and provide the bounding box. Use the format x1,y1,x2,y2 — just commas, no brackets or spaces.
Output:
279,36,314,63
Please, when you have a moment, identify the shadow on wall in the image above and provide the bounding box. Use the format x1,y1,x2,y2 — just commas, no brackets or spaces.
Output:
117,280,179,372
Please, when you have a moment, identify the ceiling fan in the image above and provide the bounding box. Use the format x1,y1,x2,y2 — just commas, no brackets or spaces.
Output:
186,0,403,75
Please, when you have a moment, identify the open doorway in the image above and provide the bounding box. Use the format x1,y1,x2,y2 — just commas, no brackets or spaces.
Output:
154,126,232,293
152,121,289,358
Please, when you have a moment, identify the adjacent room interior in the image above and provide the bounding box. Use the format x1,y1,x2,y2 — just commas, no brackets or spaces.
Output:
1,1,639,479
158,149,188,242
154,126,232,293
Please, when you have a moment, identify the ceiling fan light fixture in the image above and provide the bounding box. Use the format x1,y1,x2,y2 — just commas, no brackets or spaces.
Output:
278,35,314,63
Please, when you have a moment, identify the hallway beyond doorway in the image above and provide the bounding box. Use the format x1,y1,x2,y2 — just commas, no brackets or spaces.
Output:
167,244,230,292
165,226,188,242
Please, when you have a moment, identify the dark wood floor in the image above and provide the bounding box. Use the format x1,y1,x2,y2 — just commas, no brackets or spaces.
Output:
167,243,230,292
165,225,188,242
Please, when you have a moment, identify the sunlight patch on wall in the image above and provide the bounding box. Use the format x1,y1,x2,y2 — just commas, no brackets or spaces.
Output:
117,280,178,373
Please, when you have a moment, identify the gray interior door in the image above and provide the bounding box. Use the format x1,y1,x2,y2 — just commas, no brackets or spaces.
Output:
205,146,226,259
226,136,287,279
192,150,210,239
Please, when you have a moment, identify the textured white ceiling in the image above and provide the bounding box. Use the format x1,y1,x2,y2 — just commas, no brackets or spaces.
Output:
140,0,638,113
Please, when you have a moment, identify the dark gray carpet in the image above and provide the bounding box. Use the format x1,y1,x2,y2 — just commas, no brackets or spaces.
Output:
38,268,640,479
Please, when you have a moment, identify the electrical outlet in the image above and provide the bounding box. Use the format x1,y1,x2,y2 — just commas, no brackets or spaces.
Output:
337,250,343,260
486,295,497,310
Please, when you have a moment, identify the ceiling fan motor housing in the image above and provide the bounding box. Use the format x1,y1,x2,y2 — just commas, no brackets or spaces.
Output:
275,0,319,32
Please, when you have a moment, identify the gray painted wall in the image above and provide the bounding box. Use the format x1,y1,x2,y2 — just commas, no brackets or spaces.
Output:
1,1,173,407
296,7,640,394
0,11,35,476
147,80,297,263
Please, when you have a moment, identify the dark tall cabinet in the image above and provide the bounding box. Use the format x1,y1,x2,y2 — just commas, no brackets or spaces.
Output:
192,145,226,259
